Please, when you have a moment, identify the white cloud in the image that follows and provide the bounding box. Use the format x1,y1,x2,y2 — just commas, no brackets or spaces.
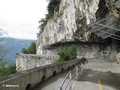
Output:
0,0,48,40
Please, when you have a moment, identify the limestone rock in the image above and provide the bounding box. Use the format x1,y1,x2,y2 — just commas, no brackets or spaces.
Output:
36,0,120,56
106,0,120,19
37,0,120,55
36,0,100,55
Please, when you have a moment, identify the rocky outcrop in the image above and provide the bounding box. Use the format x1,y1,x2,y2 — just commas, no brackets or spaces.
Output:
106,0,120,19
36,0,120,55
37,0,99,54
36,0,101,55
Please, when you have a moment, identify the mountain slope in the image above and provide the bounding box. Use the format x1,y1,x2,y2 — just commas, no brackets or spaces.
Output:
0,37,35,62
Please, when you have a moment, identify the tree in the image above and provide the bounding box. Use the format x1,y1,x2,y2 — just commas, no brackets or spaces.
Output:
21,42,36,54
0,38,16,77
58,46,70,61
68,45,77,60
21,48,28,54
0,63,16,77
56,45,77,63
28,42,36,54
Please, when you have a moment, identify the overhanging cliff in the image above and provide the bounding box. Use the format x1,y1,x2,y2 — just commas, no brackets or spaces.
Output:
36,0,120,55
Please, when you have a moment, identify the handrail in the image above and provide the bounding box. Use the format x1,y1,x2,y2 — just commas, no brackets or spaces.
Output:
58,71,71,90
58,63,85,90
58,58,96,90
65,70,76,90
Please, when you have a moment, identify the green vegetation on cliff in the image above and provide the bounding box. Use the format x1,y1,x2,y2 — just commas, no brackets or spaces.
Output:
55,45,77,63
38,0,60,34
21,42,36,54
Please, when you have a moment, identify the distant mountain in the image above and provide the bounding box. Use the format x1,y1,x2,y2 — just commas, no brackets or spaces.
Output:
0,37,35,63
0,28,8,37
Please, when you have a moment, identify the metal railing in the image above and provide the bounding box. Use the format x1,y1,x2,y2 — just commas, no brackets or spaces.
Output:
58,59,95,90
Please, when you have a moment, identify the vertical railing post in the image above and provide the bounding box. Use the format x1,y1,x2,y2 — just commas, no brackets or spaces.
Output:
76,65,78,78
58,86,62,90
81,64,83,74
88,59,90,66
84,61,86,69
69,72,72,90
86,60,88,69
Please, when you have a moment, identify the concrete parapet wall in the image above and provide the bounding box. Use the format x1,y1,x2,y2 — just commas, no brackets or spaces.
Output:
0,59,84,90
16,54,59,72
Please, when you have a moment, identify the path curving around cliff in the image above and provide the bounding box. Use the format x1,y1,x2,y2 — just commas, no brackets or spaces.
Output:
73,59,120,90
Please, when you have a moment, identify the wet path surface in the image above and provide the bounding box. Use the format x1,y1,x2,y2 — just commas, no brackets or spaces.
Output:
32,69,71,90
32,60,120,90
73,60,120,90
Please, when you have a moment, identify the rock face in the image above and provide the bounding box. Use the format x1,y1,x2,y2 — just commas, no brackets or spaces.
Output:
43,43,118,60
36,0,100,55
106,0,120,19
36,0,120,56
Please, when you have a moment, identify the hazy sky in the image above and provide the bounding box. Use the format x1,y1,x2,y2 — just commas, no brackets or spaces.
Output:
0,0,48,40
